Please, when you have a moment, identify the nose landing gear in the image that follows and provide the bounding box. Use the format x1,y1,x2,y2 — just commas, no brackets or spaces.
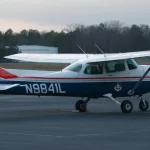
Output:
139,97,149,112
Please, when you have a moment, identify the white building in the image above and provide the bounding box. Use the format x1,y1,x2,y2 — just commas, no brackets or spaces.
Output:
17,45,58,54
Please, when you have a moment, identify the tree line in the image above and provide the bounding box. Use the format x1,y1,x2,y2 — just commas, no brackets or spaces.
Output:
0,21,150,60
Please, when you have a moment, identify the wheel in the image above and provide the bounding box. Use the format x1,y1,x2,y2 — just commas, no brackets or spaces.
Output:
75,100,87,112
139,100,149,112
120,100,133,113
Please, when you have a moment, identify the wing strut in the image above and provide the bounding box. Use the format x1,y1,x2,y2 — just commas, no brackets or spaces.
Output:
128,67,150,95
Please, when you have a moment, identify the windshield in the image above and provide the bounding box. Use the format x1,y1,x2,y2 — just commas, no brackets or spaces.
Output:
127,59,138,70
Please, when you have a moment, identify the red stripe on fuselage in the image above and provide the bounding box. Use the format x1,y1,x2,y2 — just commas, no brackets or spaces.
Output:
18,76,150,80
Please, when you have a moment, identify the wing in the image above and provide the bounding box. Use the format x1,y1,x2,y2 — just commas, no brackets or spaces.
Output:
4,50,150,63
0,84,20,90
88,50,150,62
4,53,97,63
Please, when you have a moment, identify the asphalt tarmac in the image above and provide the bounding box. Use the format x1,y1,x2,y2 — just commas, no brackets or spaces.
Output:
0,95,150,150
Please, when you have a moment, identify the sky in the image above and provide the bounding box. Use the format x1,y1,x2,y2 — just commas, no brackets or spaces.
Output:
0,0,149,32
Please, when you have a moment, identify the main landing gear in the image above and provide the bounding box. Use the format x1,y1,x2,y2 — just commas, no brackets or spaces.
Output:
120,100,133,113
75,95,149,113
103,94,134,113
75,98,90,112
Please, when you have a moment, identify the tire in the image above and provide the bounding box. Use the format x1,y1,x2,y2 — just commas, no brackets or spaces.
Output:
139,100,149,112
75,100,87,112
120,100,133,113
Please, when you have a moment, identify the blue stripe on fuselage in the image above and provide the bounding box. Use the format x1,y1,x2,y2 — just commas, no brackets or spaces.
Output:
0,80,150,98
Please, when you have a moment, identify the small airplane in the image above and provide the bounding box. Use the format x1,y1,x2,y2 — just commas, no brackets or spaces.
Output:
1,48,150,113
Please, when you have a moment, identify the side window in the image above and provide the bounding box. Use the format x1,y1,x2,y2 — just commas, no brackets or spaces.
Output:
84,63,103,74
105,60,125,73
127,59,137,70
64,63,82,72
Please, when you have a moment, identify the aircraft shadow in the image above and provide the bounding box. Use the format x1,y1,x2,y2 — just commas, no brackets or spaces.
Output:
0,109,150,122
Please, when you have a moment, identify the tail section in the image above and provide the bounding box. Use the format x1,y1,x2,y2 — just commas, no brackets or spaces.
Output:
0,68,18,79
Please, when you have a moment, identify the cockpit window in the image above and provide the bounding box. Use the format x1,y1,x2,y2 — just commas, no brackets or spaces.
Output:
64,63,82,72
84,63,103,74
105,60,125,73
127,59,138,70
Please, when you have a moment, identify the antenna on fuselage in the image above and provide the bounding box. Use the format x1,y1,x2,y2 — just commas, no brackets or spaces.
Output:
77,45,88,59
94,44,106,57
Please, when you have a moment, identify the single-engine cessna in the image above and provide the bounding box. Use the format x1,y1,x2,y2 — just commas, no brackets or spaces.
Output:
2,49,150,113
